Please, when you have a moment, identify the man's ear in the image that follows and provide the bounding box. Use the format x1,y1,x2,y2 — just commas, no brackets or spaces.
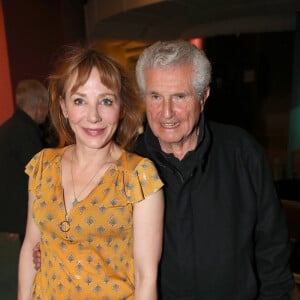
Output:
59,96,68,118
199,87,210,113
201,86,210,104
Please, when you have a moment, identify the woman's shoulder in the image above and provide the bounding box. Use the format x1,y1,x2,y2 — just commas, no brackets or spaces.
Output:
118,151,156,172
27,147,69,173
34,146,68,162
118,151,163,203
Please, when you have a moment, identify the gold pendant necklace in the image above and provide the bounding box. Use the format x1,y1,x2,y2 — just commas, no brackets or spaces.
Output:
59,148,100,235
59,219,71,233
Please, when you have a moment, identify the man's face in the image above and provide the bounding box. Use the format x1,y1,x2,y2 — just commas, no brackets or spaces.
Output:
144,64,208,156
35,101,49,124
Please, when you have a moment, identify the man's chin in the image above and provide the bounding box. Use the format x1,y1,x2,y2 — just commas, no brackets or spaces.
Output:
157,135,181,146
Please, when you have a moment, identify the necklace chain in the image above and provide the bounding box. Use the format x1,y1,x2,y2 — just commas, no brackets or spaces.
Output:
70,149,100,206
59,148,100,237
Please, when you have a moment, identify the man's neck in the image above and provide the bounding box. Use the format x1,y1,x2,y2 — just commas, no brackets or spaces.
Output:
159,128,199,161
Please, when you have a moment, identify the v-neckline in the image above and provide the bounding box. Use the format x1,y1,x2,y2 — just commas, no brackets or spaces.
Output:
59,147,124,217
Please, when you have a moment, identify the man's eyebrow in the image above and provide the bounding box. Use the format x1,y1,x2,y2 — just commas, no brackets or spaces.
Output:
146,90,159,94
173,92,186,96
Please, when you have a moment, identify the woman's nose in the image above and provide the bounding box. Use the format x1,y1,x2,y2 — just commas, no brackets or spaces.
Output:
87,105,101,123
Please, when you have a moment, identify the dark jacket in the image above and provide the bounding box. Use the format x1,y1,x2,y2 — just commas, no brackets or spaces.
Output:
135,116,294,300
0,109,45,235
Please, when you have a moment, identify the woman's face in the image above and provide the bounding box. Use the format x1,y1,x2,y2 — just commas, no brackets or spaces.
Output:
60,67,121,150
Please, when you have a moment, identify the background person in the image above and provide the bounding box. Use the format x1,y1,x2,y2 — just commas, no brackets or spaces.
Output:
0,79,49,244
18,46,164,300
134,40,294,299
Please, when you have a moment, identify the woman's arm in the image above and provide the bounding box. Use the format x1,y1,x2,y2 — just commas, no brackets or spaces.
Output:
18,180,41,300
133,188,164,300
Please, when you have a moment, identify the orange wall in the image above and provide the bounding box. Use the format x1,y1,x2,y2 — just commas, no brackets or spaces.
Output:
0,0,13,124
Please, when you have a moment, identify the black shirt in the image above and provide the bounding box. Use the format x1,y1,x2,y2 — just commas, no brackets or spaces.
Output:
0,109,45,234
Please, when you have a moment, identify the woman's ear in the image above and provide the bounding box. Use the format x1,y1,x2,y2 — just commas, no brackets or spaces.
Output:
59,96,68,118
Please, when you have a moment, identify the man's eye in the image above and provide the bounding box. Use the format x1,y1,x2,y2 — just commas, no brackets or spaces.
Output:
173,94,186,101
151,94,161,100
74,98,84,105
101,98,113,105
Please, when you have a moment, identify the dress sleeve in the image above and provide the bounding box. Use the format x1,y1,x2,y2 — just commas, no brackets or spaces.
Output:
25,149,45,193
124,157,164,204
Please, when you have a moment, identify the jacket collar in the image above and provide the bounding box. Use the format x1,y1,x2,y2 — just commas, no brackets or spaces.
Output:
14,108,43,138
14,108,37,127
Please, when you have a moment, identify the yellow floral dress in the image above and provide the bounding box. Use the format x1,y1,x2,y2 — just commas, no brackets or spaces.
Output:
25,147,163,300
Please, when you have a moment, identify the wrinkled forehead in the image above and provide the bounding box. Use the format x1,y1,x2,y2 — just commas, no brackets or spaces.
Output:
145,64,194,86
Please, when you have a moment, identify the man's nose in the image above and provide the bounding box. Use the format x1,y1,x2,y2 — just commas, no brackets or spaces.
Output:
162,98,174,118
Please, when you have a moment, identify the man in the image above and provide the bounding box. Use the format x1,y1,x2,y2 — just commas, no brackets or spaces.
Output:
134,40,294,299
0,79,49,244
33,40,294,299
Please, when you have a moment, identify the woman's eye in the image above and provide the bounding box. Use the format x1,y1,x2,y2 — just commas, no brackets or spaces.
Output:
73,98,84,105
101,98,113,106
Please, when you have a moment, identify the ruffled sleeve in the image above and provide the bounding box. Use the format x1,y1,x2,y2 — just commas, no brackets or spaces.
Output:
25,147,61,193
25,149,46,193
123,157,164,204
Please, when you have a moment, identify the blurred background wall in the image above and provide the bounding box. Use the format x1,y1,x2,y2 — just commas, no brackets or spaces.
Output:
1,1,300,298
1,0,299,178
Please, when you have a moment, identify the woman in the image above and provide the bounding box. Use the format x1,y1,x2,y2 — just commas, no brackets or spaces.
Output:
18,46,164,300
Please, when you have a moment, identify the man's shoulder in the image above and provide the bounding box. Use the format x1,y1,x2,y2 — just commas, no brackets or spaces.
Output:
209,121,249,136
0,116,14,132
209,121,256,141
0,112,34,135
0,116,21,146
208,121,263,154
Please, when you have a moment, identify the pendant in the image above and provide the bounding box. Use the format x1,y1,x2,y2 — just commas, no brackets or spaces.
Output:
59,220,70,233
